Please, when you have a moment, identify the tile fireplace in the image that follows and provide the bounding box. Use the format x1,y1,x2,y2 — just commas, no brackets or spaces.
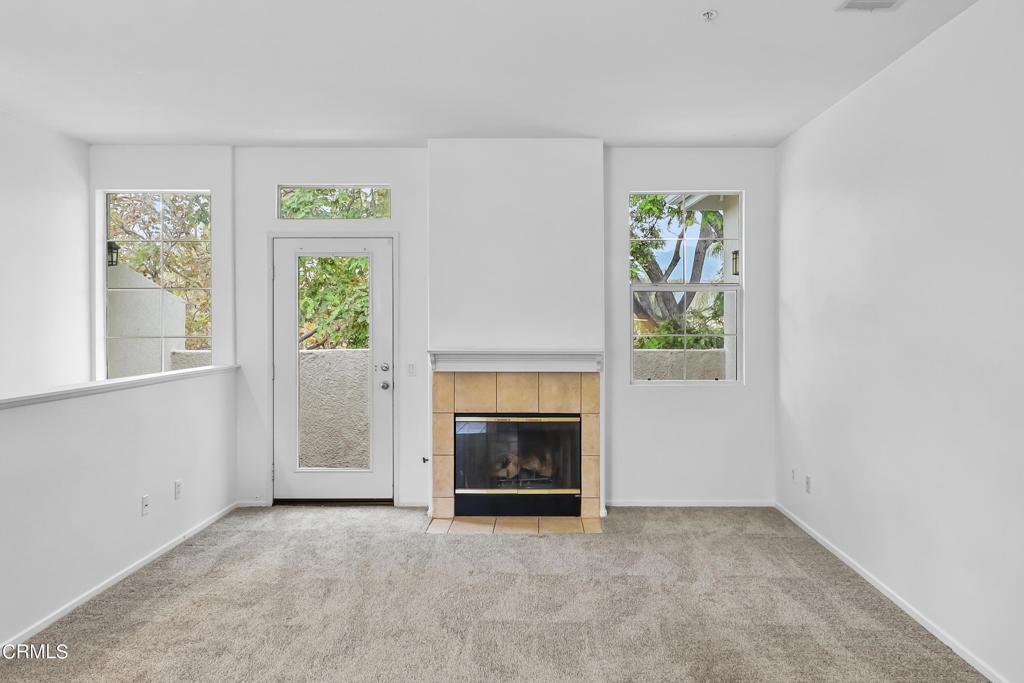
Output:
430,367,601,520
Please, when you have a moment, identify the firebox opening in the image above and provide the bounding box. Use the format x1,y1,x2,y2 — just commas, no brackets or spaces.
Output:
454,414,582,516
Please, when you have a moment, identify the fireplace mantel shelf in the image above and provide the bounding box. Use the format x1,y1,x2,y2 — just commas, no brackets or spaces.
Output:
428,349,604,373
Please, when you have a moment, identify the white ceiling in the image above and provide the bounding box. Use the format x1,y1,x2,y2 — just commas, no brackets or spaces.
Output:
0,0,976,146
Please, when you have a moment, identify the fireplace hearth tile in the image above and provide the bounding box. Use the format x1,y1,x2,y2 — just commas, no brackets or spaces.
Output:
582,518,602,534
494,516,540,534
539,517,584,534
426,518,452,534
449,516,497,534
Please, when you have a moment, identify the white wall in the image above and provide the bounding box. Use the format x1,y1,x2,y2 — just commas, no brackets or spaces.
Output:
428,139,605,351
605,149,777,505
0,111,90,397
776,0,1023,679
233,148,429,506
89,146,237,372
0,370,237,645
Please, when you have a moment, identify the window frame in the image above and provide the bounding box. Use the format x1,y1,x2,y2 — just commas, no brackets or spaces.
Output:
101,190,214,380
627,190,745,386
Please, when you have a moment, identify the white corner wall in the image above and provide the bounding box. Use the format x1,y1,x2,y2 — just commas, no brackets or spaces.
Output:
0,370,237,645
776,0,1023,679
605,149,777,505
0,111,90,397
233,148,429,506
428,139,605,351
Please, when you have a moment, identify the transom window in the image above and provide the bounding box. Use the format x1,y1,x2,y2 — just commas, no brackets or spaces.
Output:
629,192,742,383
278,185,390,219
105,192,212,379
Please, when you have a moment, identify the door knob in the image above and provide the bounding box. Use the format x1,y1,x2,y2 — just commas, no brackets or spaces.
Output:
379,362,390,372
380,381,391,390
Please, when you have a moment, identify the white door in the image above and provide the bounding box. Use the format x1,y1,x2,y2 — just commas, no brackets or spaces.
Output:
273,237,394,500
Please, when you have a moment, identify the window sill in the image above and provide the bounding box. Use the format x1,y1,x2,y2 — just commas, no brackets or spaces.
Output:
0,365,239,411
629,379,744,387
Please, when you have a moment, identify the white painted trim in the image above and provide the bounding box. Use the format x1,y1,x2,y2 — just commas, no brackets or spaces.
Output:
0,365,239,410
776,503,1005,683
608,499,774,507
429,350,604,373
2,503,237,647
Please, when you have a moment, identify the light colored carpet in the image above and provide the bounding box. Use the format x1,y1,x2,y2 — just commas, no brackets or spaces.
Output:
1,506,982,682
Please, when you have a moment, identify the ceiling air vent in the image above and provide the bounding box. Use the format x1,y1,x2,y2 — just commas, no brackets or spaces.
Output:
838,0,904,10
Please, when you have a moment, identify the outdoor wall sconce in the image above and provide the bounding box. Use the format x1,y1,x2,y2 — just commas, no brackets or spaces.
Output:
107,241,120,267
731,249,740,276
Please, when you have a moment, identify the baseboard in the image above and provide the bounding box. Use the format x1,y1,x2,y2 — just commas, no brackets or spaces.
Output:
234,499,271,507
2,502,237,647
775,503,1005,683
607,499,774,507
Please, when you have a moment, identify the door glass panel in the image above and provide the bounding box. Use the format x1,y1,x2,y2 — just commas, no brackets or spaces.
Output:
296,255,371,470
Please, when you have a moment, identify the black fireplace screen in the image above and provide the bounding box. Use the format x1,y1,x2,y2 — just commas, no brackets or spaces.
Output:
454,416,581,493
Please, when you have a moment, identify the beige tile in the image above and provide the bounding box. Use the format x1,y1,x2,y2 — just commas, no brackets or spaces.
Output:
432,413,454,455
432,372,454,412
581,414,600,455
494,516,539,534
455,372,496,412
496,373,539,412
581,372,600,413
432,497,454,519
432,455,454,498
539,517,584,534
426,518,452,534
582,518,602,534
449,516,496,534
580,498,601,519
581,456,600,498
538,373,581,413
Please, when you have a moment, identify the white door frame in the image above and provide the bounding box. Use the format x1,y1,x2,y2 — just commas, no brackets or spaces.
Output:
268,233,400,502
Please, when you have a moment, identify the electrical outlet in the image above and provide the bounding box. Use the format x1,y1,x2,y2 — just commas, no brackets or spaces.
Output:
805,476,812,494
407,362,417,377
174,480,182,500
141,495,150,517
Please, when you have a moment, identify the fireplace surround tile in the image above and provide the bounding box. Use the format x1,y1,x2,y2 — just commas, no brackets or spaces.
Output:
581,414,600,455
496,372,539,412
432,372,454,412
454,372,497,412
538,372,581,413
582,455,600,498
580,498,600,519
432,455,454,497
581,372,600,413
433,497,454,518
432,413,454,455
